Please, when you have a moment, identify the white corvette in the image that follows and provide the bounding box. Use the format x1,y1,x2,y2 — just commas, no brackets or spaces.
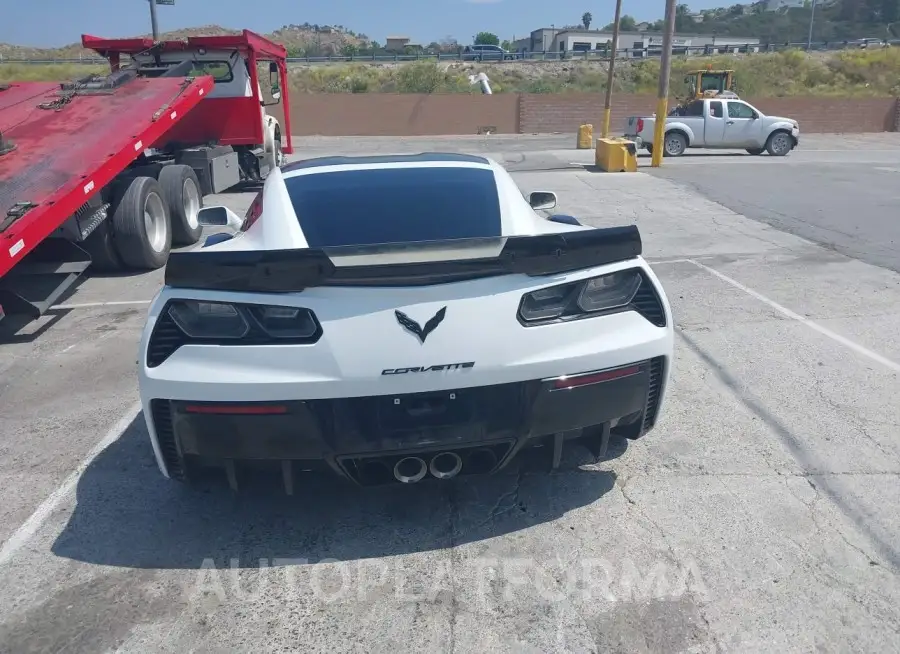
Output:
138,153,674,491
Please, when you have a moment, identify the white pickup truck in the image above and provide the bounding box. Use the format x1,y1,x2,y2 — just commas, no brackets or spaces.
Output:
624,97,800,157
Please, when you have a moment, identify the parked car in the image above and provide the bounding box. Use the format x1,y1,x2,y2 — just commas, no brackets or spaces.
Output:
623,97,800,157
851,38,888,49
462,44,519,61
138,153,674,490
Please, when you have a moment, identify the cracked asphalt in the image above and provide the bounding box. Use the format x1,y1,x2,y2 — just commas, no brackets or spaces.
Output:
2,134,900,653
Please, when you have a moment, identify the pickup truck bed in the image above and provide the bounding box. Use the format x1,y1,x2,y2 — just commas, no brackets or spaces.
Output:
0,75,213,279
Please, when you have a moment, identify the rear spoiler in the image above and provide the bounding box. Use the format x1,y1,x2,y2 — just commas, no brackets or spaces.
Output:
164,225,642,292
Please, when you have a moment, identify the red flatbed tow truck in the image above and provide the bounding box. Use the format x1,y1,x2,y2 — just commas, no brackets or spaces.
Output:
0,29,292,335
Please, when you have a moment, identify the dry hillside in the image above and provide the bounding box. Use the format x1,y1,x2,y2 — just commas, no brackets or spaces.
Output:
0,24,370,60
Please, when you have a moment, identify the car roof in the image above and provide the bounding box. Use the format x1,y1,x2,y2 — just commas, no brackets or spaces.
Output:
281,152,491,174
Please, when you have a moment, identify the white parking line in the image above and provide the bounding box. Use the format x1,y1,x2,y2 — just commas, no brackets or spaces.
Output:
689,259,900,374
51,300,152,310
0,402,143,567
647,258,692,265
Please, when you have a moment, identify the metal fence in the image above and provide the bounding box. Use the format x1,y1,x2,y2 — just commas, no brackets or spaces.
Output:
1,38,897,66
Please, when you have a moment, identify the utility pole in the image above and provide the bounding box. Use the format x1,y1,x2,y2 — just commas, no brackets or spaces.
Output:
650,0,678,167
806,0,817,51
600,0,624,138
148,0,160,40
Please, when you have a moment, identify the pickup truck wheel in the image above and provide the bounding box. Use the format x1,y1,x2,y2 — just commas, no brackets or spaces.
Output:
663,132,687,157
765,131,793,157
112,176,171,270
746,147,765,155
159,165,203,246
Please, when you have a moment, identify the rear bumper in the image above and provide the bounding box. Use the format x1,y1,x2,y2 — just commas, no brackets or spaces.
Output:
147,356,667,486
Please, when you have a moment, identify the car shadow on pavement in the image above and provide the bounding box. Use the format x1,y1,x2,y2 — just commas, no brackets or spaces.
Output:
51,416,623,570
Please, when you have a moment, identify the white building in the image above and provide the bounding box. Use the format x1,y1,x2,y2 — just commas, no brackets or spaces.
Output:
517,28,760,57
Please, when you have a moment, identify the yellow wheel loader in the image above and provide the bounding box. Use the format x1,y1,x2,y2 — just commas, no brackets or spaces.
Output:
668,67,738,116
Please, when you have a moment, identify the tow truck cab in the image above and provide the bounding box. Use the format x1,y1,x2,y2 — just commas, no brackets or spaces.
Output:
0,30,293,333
83,30,294,189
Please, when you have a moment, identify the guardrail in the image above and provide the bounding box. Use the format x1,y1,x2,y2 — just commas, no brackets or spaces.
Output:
1,38,897,66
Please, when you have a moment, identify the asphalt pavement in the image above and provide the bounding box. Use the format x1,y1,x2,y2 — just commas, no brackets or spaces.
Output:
642,134,900,274
1,134,900,653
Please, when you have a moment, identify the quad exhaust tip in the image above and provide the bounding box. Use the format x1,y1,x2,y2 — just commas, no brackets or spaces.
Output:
390,447,500,484
429,451,463,480
393,456,428,484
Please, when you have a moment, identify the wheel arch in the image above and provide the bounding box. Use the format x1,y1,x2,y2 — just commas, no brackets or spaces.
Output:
665,127,691,147
766,126,795,143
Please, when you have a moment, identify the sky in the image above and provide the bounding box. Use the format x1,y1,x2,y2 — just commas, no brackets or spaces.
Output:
2,0,733,48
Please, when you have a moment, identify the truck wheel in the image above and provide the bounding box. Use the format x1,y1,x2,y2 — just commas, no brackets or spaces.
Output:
663,132,687,157
159,165,203,246
745,147,765,155
274,137,284,167
112,176,171,270
765,131,793,157
82,221,123,272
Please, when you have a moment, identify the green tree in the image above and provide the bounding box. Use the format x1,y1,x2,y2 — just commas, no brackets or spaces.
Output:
474,31,500,45
675,4,694,31
582,12,593,29
619,15,638,31
501,39,513,50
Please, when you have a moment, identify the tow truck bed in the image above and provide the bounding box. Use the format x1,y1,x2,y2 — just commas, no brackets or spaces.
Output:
0,74,214,280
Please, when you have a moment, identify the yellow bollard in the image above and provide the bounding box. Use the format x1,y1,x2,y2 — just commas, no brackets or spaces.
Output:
577,124,594,149
595,138,638,172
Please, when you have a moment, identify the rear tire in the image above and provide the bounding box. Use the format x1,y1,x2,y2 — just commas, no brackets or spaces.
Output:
159,165,203,246
79,194,122,273
112,176,171,270
745,147,765,155
82,221,123,272
274,137,284,168
663,131,687,157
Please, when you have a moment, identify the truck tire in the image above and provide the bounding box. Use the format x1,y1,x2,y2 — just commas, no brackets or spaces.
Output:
76,193,121,273
159,165,203,246
82,221,123,272
765,130,793,157
663,131,687,157
274,134,284,168
112,176,171,270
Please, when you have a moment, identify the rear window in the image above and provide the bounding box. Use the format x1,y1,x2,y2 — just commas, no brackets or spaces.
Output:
683,100,705,116
187,60,233,82
284,167,502,247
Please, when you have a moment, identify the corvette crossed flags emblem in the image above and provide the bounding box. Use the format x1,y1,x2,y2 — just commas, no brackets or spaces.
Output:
394,307,447,343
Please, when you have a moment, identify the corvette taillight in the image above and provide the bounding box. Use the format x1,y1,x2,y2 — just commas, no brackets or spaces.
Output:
242,191,263,231
518,270,642,324
165,300,319,341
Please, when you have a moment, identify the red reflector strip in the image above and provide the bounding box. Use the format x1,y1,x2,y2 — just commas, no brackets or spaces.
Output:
552,365,641,390
183,404,288,415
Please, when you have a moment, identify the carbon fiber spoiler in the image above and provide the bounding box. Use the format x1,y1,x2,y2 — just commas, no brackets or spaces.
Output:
163,225,642,292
